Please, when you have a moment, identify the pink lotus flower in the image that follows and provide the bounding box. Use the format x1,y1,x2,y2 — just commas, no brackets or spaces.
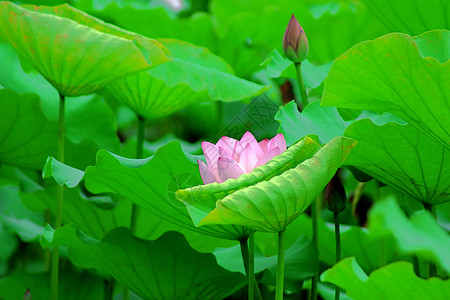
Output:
198,132,287,184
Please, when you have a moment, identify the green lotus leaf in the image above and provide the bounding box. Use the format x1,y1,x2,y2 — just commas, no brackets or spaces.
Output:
344,119,450,205
321,257,450,300
0,2,170,96
0,184,44,243
369,197,450,273
75,2,218,52
261,49,332,89
106,39,268,119
20,160,234,252
322,30,450,149
41,225,245,300
0,89,56,169
177,136,356,232
361,0,450,35
0,88,117,170
42,157,84,188
84,141,249,240
276,100,351,145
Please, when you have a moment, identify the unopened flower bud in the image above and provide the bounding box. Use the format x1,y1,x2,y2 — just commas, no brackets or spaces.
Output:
282,14,309,63
325,174,347,214
24,289,31,300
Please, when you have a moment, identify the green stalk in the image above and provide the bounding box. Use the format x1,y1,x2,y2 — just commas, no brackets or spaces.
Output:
123,288,130,300
294,66,318,300
310,194,320,300
124,115,146,300
294,62,308,111
51,94,65,300
130,115,145,233
423,203,436,277
334,212,341,300
240,236,262,300
275,229,286,300
248,230,255,300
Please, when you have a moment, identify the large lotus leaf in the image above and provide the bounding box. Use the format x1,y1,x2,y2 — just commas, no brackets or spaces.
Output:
84,141,248,240
369,197,450,273
107,39,268,119
0,269,104,300
262,49,332,89
0,89,56,169
178,137,356,232
322,30,450,149
321,257,450,300
41,225,245,300
176,136,322,226
361,0,450,35
23,155,232,252
344,119,450,205
0,2,170,96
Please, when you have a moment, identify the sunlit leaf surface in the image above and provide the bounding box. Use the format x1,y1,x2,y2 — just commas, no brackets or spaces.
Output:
107,39,268,119
323,30,450,148
85,141,249,240
0,2,170,96
361,0,450,35
344,120,450,205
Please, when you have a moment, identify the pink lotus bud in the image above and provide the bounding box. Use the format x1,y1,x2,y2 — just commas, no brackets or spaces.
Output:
282,14,309,62
198,132,287,184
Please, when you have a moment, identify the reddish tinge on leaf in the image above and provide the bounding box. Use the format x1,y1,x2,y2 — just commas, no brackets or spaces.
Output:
282,14,309,62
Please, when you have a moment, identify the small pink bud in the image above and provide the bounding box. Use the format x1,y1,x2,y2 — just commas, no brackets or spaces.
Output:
24,289,31,300
282,14,309,63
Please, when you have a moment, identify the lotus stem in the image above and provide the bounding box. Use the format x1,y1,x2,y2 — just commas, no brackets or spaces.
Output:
423,203,437,277
249,230,255,300
310,193,320,300
239,235,262,300
130,115,145,233
51,93,65,300
294,67,318,300
123,288,130,300
294,62,308,111
334,212,341,300
124,115,147,300
275,229,286,300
